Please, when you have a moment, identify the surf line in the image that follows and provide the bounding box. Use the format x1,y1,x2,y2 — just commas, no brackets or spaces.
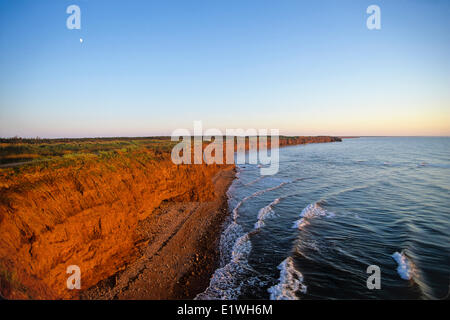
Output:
233,177,307,227
196,179,300,299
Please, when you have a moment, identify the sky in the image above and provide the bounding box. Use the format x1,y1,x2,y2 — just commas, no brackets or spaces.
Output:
0,0,449,138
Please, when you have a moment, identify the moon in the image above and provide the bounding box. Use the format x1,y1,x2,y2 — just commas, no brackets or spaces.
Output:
80,38,83,43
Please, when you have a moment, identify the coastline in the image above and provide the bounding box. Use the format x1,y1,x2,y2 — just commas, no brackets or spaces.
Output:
80,138,343,299
0,136,341,299
80,138,342,299
80,137,339,300
81,166,236,299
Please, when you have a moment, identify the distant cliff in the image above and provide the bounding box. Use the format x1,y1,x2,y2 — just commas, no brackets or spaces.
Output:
278,136,342,146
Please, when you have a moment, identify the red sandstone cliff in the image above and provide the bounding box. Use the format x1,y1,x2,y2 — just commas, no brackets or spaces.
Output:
0,150,230,299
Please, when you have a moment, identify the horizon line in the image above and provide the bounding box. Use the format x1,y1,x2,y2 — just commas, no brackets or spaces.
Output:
1,135,450,140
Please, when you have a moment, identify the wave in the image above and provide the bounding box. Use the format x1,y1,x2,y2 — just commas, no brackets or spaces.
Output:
292,202,335,229
243,175,266,187
195,224,253,300
392,250,414,280
197,180,292,299
417,162,427,167
268,257,307,300
232,180,291,220
254,197,281,230
416,162,450,169
268,201,336,299
197,179,301,300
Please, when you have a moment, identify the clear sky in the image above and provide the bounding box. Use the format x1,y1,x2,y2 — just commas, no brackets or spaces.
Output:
0,0,449,138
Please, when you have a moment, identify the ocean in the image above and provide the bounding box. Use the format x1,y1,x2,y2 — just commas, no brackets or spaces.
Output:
197,137,450,300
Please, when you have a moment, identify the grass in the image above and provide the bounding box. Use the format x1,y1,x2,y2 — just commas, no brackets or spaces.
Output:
0,137,180,180
0,135,338,173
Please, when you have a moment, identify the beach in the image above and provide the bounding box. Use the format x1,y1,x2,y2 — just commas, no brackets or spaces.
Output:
81,166,235,299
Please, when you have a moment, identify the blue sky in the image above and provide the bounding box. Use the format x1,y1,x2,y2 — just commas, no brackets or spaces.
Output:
0,0,449,137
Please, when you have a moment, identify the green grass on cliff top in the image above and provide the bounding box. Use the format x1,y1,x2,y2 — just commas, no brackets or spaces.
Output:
0,137,176,169
0,135,331,171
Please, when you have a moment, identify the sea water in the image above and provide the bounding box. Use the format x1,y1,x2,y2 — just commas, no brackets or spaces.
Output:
197,137,450,300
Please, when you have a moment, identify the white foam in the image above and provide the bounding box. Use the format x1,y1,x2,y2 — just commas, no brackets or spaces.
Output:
292,203,335,229
196,225,253,300
392,251,413,280
254,197,281,230
197,180,293,300
232,181,288,220
268,257,307,300
219,221,245,265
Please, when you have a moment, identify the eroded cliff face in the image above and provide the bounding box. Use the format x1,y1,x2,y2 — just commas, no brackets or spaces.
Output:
0,150,230,299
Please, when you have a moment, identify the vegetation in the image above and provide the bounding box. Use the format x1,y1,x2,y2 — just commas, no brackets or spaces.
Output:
0,135,341,173
0,137,177,169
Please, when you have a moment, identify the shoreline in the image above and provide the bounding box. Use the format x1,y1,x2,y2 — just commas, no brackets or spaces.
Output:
0,136,341,299
81,138,343,299
81,166,236,299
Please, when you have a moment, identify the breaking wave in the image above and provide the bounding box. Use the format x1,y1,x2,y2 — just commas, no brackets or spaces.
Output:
196,178,298,300
392,250,414,280
292,202,335,229
254,197,281,230
231,180,290,220
266,202,335,300
195,225,253,300
268,257,307,300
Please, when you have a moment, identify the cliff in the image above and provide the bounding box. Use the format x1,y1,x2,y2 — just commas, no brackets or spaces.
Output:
0,149,230,299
